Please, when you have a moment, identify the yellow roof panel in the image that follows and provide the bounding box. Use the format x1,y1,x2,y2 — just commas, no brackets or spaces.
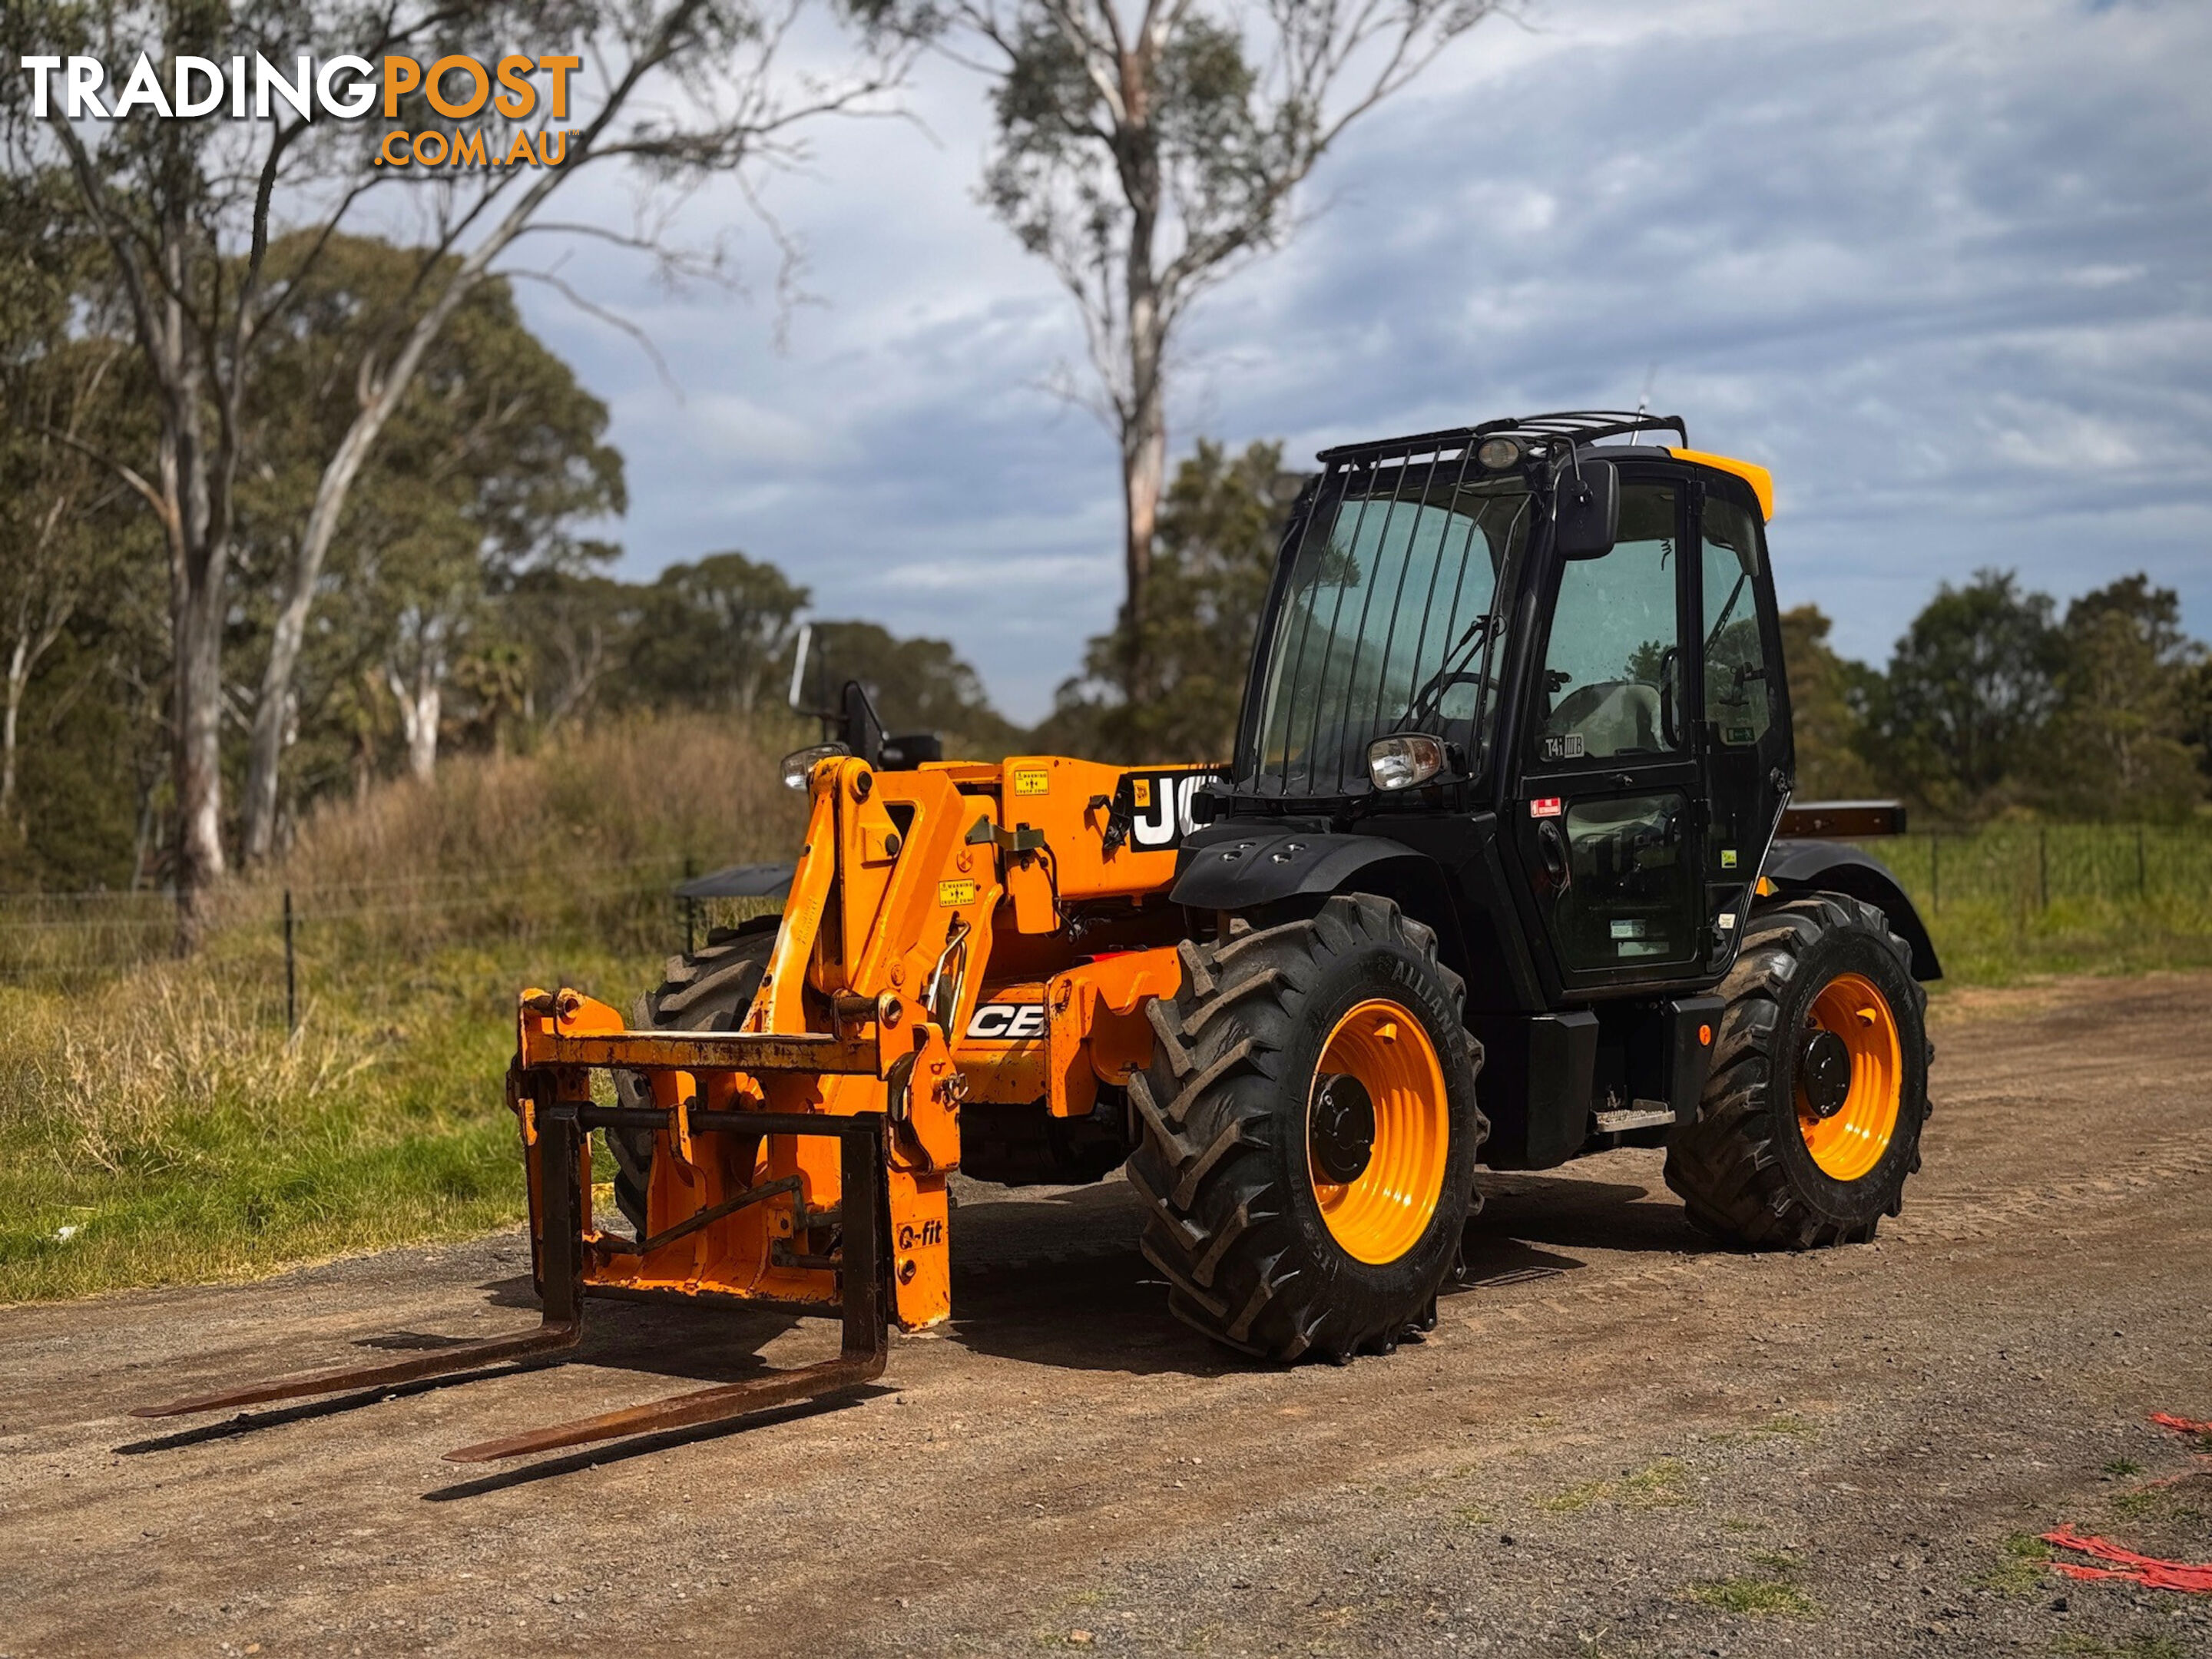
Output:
1667,448,1773,521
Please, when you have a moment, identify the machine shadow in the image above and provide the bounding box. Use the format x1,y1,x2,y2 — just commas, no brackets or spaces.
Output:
131,1165,1722,1456
945,1178,1227,1377
942,1164,1714,1375
1472,1170,1719,1257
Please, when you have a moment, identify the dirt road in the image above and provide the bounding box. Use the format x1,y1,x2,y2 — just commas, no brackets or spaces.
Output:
4,972,2210,1658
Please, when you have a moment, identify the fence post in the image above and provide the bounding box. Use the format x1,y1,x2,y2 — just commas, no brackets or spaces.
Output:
2137,825,2147,899
283,888,298,1040
683,856,697,956
1929,832,1940,915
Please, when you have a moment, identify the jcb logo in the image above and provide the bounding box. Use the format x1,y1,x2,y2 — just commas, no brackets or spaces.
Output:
965,1002,1047,1040
1121,768,1224,850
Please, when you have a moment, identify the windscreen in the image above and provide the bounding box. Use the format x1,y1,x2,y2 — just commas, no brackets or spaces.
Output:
1237,465,1532,797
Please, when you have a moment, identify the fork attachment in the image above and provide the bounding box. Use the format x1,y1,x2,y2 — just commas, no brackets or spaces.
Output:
135,1108,890,1461
442,1107,890,1462
133,1112,591,1419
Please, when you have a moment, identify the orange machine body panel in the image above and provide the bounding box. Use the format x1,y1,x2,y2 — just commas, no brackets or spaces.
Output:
508,753,1222,1332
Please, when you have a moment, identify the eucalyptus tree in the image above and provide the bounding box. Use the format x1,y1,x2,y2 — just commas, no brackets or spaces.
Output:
916,0,1503,694
2,0,909,942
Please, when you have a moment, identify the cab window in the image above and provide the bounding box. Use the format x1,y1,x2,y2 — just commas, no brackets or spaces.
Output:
1536,482,1683,763
1700,493,1773,747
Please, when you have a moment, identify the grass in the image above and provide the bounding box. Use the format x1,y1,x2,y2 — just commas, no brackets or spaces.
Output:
1684,1577,1816,1617
1539,1459,1689,1513
2108,1485,2204,1524
0,715,799,1305
2051,1637,2190,1659
5,757,2211,1307
1684,1540,1820,1618
1847,823,2212,987
1974,1533,2055,1598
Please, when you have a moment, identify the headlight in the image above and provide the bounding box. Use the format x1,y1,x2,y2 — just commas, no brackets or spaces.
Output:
780,742,849,790
1476,437,1522,470
1366,733,1445,791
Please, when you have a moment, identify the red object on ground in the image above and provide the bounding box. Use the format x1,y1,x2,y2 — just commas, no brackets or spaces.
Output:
2041,1528,2212,1594
2150,1412,2212,1436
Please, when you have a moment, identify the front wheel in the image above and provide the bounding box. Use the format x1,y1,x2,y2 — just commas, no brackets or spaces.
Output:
1665,892,1932,1247
1124,894,1487,1363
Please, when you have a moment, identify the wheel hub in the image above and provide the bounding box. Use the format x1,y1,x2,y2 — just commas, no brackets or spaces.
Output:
1800,1027,1852,1119
1309,1072,1376,1184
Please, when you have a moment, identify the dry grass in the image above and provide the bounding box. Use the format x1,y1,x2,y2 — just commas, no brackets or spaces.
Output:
1538,1459,1690,1512
0,713,807,1303
0,967,371,1177
1683,1577,1816,1617
281,711,806,899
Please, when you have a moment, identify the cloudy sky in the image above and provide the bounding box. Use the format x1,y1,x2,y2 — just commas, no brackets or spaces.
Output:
519,0,2212,723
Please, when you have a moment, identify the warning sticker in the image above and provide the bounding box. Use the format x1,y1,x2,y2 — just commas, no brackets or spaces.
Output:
1720,848,1738,869
1131,778,1153,809
1529,796,1564,819
1012,767,1050,796
937,879,979,907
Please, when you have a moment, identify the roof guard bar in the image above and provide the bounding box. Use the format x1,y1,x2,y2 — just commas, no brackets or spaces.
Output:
1316,410,1688,467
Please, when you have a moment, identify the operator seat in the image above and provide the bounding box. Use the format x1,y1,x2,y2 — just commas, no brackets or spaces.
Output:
1542,680,1662,757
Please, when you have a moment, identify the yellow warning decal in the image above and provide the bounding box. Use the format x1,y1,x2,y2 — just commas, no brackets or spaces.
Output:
1132,778,1153,809
1012,767,1050,796
938,879,979,907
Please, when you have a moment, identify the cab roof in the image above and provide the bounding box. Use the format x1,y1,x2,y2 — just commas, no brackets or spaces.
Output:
1315,409,1774,522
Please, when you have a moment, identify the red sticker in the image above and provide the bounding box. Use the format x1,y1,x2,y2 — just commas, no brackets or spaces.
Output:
1529,796,1563,818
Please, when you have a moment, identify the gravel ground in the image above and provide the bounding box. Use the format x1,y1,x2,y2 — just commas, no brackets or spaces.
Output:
2,970,2209,1658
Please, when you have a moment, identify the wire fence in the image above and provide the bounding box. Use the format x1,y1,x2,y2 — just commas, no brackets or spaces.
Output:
5,822,2207,993
0,855,774,993
1853,823,2212,918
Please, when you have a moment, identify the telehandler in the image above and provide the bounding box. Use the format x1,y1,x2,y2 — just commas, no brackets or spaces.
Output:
142,411,1936,1462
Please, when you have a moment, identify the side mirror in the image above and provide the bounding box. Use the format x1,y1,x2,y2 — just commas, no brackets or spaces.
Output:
836,679,886,769
1555,459,1619,558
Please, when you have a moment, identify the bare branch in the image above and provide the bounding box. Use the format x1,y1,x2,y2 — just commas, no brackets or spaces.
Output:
505,267,678,394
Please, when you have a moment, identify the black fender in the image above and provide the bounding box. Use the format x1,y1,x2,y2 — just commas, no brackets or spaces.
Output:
1171,828,1472,988
1760,838,1942,982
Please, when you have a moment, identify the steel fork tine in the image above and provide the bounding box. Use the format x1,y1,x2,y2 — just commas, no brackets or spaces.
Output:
442,1349,883,1462
131,1321,582,1419
136,1111,590,1422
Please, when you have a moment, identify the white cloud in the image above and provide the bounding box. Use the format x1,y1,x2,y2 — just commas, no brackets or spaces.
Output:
512,0,2212,719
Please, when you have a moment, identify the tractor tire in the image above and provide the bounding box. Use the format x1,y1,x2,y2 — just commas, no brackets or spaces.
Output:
607,917,779,1235
1664,892,1932,1249
1124,894,1487,1363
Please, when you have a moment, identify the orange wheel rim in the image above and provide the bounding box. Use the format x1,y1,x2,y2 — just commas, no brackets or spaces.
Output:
1796,972,1902,1182
1307,999,1449,1264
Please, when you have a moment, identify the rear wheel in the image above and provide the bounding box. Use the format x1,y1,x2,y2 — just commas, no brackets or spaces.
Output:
1124,895,1487,1362
1664,892,1932,1247
608,919,778,1234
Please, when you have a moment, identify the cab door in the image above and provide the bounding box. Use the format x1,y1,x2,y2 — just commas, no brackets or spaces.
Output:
1511,475,1705,988
1690,476,1792,972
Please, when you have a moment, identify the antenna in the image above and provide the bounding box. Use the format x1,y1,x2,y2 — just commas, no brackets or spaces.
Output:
786,622,813,710
1629,363,1658,444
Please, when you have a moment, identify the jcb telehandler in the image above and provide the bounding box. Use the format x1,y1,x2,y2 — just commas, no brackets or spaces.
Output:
143,412,1937,1462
